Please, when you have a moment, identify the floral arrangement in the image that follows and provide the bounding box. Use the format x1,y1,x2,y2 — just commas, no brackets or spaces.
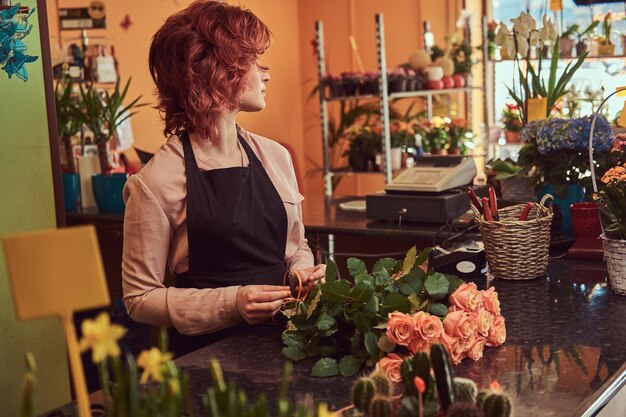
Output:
414,116,473,155
389,121,416,149
486,20,498,60
494,12,586,123
346,345,512,417
280,247,505,378
597,162,626,240
500,104,523,133
445,118,474,154
516,115,622,197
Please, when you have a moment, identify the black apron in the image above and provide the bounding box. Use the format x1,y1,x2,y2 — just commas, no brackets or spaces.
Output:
169,131,288,356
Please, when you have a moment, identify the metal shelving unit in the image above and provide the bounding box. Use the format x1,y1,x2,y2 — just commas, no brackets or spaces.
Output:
315,14,484,197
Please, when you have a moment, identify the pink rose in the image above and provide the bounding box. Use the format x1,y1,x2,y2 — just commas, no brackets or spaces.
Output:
439,332,465,365
473,307,494,337
481,287,501,315
467,336,487,361
460,330,477,351
443,310,476,340
449,282,482,311
486,315,506,347
414,312,444,343
386,312,415,346
376,353,404,383
408,338,430,354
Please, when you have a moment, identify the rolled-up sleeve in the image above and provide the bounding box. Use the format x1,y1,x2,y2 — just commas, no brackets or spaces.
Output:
121,175,242,335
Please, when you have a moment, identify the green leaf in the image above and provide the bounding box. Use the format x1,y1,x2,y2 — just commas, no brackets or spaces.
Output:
402,246,417,275
352,312,372,333
424,273,449,300
428,303,448,317
316,312,336,331
282,346,307,361
306,288,322,319
321,280,351,304
363,295,379,313
414,248,433,272
373,258,397,273
396,272,424,296
377,334,396,352
325,260,338,282
320,345,340,356
311,358,338,377
350,282,375,303
339,355,362,377
381,292,411,314
374,269,392,287
282,331,305,349
364,332,380,360
446,274,465,294
347,258,368,278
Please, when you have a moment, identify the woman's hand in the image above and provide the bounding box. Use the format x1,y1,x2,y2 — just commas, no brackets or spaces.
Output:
293,264,327,295
235,285,291,325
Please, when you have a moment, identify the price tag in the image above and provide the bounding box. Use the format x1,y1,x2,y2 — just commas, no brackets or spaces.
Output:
550,0,563,12
526,98,548,122
618,101,626,128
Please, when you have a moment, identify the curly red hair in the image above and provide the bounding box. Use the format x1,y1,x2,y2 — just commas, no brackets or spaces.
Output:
149,0,271,140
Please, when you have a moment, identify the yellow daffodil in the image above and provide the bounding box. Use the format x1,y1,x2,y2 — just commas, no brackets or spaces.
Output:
317,403,339,417
78,312,126,364
137,347,173,383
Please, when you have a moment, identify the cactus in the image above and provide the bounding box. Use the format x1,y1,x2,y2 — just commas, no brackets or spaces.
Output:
453,377,478,404
343,408,365,417
430,344,456,413
481,392,512,417
352,376,376,411
370,370,392,397
446,402,484,417
475,390,488,408
368,396,393,417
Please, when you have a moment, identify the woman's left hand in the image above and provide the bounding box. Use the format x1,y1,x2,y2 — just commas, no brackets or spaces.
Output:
293,264,326,294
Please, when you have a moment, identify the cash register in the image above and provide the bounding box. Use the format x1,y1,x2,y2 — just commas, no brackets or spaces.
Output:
366,156,483,223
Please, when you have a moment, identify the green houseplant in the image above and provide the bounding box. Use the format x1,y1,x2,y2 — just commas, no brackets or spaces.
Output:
597,13,615,56
54,79,83,174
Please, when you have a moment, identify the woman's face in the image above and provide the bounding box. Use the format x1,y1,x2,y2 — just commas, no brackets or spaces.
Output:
238,61,270,112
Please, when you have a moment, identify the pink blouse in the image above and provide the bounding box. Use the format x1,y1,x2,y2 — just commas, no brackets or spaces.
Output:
121,126,314,335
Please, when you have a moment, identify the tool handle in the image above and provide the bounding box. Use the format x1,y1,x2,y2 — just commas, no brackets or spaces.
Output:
488,187,499,220
519,202,534,221
482,197,493,221
467,188,483,214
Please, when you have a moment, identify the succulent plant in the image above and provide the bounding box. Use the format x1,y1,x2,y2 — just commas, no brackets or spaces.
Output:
370,371,392,397
368,396,393,417
446,401,484,417
481,392,512,417
453,377,478,404
431,344,456,413
352,376,376,411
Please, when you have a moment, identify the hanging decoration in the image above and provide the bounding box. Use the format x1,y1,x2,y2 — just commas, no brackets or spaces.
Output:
0,3,38,81
120,14,133,31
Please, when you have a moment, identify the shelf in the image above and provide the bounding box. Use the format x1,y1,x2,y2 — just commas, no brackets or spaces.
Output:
329,169,385,177
323,86,480,102
490,54,626,63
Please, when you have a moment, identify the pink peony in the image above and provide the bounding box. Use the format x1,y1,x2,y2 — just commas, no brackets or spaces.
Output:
414,312,444,343
467,336,487,361
473,307,494,337
439,332,466,365
481,287,501,315
443,310,476,340
376,353,404,383
486,315,506,347
386,312,415,346
449,282,482,311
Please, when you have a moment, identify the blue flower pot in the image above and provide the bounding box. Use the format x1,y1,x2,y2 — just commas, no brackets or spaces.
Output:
538,184,585,233
92,173,128,213
62,173,80,212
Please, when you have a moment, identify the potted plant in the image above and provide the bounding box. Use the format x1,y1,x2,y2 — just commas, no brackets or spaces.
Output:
445,118,473,155
559,24,579,58
500,103,523,142
389,121,416,170
597,162,626,295
596,13,615,56
576,21,600,57
415,117,448,155
324,73,343,98
494,13,587,124
74,78,144,212
54,79,83,212
343,125,382,172
486,20,498,60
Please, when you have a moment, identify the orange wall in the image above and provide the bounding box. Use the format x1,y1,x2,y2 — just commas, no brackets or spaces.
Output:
47,1,467,196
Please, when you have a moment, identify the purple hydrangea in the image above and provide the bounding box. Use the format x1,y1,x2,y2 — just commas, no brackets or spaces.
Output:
521,116,615,155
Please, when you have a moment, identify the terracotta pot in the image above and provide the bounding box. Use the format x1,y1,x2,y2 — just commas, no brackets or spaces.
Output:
504,130,521,143
597,43,615,56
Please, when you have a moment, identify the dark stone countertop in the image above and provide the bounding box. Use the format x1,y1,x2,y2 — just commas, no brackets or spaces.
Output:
174,258,626,417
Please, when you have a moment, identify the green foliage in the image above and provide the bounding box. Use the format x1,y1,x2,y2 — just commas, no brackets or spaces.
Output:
352,377,376,411
370,371,392,397
280,247,464,377
481,392,512,417
485,158,522,181
369,396,393,417
430,344,456,413
452,377,478,404
597,181,626,240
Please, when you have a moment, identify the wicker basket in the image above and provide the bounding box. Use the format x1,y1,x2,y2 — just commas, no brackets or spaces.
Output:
472,194,553,280
601,235,626,295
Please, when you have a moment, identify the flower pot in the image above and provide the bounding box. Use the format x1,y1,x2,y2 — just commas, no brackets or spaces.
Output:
62,173,80,212
576,40,589,57
342,79,358,96
388,77,407,93
348,151,371,172
92,173,128,213
559,37,575,58
405,77,417,91
327,80,344,98
390,147,402,171
601,235,626,295
597,43,615,56
360,79,379,95
538,184,584,234
504,130,521,143
570,202,601,239
526,97,548,122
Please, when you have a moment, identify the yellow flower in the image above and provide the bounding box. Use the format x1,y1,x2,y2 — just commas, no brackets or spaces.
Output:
78,313,126,364
137,347,173,383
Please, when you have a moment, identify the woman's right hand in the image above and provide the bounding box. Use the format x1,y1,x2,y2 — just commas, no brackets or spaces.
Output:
235,285,291,325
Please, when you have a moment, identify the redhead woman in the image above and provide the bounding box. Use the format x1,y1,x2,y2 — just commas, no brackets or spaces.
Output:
121,0,325,356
